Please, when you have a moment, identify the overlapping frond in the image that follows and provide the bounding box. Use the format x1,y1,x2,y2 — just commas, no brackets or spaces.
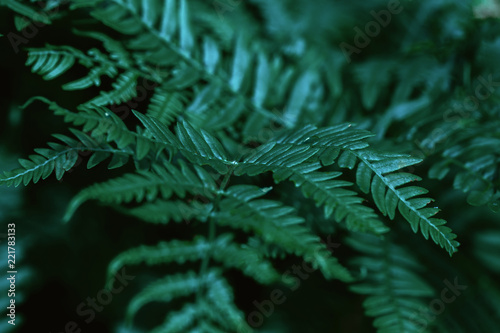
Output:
63,160,217,221
236,131,389,234
348,233,435,333
107,234,282,286
86,72,140,107
0,131,131,187
24,44,147,105
1,0,52,24
125,269,251,332
126,270,205,322
119,199,211,224
351,150,459,256
23,98,137,149
1,0,495,332
77,0,329,131
134,112,235,173
216,185,353,282
235,123,458,255
429,136,500,210
25,45,91,80
147,89,186,126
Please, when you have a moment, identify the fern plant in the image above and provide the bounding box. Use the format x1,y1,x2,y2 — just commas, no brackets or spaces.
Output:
1,0,500,332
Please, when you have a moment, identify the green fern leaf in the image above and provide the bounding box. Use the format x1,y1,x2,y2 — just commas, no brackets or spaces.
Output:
283,70,320,126
236,124,387,234
186,82,223,118
85,0,292,127
86,72,139,106
73,29,133,67
354,59,395,110
64,160,217,221
126,269,250,332
120,199,211,224
352,150,460,256
348,233,434,333
26,46,87,80
134,112,235,173
107,234,282,286
147,90,186,126
1,0,51,24
0,131,131,187
90,1,143,35
126,270,204,322
151,296,250,333
28,99,136,148
179,0,194,54
216,185,354,282
150,303,198,333
203,272,250,332
236,123,458,254
63,64,119,90
25,45,121,89
429,136,500,209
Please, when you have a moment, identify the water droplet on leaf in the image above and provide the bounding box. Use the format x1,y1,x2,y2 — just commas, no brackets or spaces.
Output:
488,200,500,213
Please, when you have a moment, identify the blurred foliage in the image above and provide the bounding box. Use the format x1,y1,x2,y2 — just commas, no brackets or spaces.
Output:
0,0,499,332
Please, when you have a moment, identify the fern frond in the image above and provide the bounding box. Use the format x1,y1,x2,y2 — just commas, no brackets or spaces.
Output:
25,45,90,80
25,44,126,91
126,270,204,322
63,64,119,90
147,89,186,126
1,0,51,24
282,70,322,126
64,160,217,221
73,29,133,68
236,123,458,255
120,199,211,224
85,72,140,106
429,136,500,209
151,296,249,333
22,98,175,165
292,165,389,234
352,150,460,256
107,234,282,286
23,98,137,150
88,0,143,35
0,130,131,187
203,272,250,331
354,59,395,110
236,124,387,234
185,82,223,121
25,44,158,98
83,0,313,128
186,94,246,132
150,303,198,333
347,233,434,333
134,112,235,173
216,185,354,282
1,1,494,332
126,269,250,332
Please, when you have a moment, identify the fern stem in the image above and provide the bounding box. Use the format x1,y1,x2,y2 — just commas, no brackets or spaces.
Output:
196,166,234,303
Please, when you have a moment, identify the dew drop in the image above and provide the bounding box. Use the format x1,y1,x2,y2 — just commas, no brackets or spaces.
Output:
488,200,500,213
